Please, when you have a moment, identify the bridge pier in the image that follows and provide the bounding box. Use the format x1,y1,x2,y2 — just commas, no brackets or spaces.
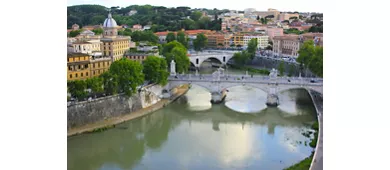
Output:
266,94,279,107
210,90,227,104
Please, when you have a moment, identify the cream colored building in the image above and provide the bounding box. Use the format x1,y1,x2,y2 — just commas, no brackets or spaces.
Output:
100,11,132,61
72,40,102,54
272,35,301,58
243,35,269,49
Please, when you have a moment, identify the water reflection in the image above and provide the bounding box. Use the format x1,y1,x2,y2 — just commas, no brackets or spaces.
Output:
68,82,317,170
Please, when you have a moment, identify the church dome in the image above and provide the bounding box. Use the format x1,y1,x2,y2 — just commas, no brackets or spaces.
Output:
103,12,117,28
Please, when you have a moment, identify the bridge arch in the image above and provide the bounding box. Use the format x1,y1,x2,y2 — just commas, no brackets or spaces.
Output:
219,83,269,94
277,86,323,95
189,53,234,68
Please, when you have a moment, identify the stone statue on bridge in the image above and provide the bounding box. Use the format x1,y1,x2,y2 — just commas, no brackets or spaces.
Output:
269,68,278,79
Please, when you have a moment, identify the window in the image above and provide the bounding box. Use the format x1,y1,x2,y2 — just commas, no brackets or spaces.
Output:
93,63,95,68
78,65,81,69
85,64,88,68
81,73,83,77
70,74,72,78
86,72,88,76
98,63,100,67
68,66,71,70
93,71,95,75
75,73,78,78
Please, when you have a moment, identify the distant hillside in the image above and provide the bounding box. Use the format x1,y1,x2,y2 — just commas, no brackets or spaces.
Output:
67,4,229,32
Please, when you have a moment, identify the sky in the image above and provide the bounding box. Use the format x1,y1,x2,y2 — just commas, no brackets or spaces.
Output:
67,0,323,13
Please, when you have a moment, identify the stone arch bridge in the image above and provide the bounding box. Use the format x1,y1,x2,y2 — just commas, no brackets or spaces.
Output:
188,51,235,68
165,65,322,106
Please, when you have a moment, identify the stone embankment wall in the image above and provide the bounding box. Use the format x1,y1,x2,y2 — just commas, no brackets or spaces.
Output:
67,85,163,130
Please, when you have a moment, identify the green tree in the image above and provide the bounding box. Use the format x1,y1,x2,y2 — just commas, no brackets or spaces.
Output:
190,11,203,21
278,61,285,76
297,40,316,66
256,15,260,21
288,64,294,77
100,71,118,95
143,56,169,85
162,41,190,73
109,58,144,96
176,31,188,48
67,80,88,100
166,32,177,43
92,28,103,35
247,38,258,60
193,33,208,51
69,30,82,37
297,40,323,77
260,18,268,24
86,77,104,95
233,51,250,65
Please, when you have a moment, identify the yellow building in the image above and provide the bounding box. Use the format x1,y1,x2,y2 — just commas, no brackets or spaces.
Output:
231,33,244,46
101,11,131,61
67,53,91,81
90,55,112,77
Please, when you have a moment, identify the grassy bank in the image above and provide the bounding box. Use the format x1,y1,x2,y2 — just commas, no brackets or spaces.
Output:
284,122,319,170
228,64,270,75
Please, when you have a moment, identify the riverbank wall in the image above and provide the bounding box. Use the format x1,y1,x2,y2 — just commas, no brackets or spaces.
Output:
67,84,189,137
308,90,323,170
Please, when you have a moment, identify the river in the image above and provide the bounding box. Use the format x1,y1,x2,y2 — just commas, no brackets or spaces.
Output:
68,66,318,170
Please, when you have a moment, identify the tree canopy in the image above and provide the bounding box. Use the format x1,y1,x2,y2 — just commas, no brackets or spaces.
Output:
193,33,208,51
247,38,258,60
176,31,189,48
162,41,190,73
278,61,285,76
297,40,323,77
69,30,82,37
233,51,250,66
166,32,177,43
92,28,103,35
143,56,169,86
68,4,226,32
109,58,145,96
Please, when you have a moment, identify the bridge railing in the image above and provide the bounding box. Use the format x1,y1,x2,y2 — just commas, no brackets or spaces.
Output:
168,75,323,86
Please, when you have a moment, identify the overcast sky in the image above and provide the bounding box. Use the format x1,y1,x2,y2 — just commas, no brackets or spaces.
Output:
67,0,323,13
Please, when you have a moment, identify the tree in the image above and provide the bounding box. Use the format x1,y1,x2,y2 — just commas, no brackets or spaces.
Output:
260,18,268,24
278,61,285,76
289,16,298,20
162,41,190,73
247,38,258,60
69,30,82,37
190,11,203,21
67,80,88,100
256,15,260,21
233,51,250,65
86,77,104,95
143,56,169,86
297,40,323,77
109,58,144,96
236,44,242,48
193,33,208,51
176,31,188,48
92,28,103,35
288,64,294,77
166,32,176,43
297,40,316,66
100,71,118,95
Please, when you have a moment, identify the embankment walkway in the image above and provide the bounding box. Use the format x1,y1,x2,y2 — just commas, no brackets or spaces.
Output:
309,91,323,170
